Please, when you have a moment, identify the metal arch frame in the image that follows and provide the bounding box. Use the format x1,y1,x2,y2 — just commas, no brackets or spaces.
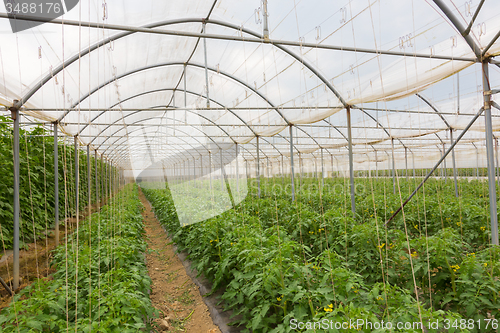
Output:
104,127,214,165
9,14,481,164
80,89,287,159
98,117,222,154
15,17,346,136
87,104,238,147
351,106,410,151
98,112,280,160
97,112,264,166
61,61,289,126
416,93,451,129
432,0,482,60
75,88,256,140
10,16,347,110
13,16,403,153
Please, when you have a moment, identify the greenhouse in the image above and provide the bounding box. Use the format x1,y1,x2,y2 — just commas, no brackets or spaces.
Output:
0,0,500,331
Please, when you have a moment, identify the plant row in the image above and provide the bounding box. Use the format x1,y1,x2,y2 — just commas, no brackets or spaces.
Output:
0,116,116,249
0,184,157,332
142,177,499,333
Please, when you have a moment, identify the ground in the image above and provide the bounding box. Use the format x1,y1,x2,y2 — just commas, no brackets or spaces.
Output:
140,189,220,333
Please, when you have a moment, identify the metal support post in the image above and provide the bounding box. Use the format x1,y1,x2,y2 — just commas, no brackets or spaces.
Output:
405,147,409,182
321,148,324,189
330,154,334,178
289,125,295,201
95,150,99,205
412,151,416,179
74,136,79,234
203,23,210,108
235,144,239,194
451,129,458,197
262,0,269,40
386,106,484,226
11,105,20,290
347,107,355,214
267,157,270,179
482,60,498,245
375,150,378,179
299,153,302,188
184,64,187,107
335,156,340,178
87,145,91,217
314,156,318,180
391,139,396,194
209,152,213,191
220,149,224,191
473,143,480,180
100,155,104,199
281,154,284,185
256,137,260,198
443,143,447,182
53,123,59,247
495,138,500,191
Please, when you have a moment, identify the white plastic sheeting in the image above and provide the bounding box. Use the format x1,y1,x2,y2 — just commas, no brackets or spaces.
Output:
0,0,499,178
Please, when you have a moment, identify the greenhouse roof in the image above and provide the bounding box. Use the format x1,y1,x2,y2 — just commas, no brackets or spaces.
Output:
1,0,500,177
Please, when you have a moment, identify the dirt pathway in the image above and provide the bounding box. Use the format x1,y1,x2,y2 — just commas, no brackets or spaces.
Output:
139,189,220,333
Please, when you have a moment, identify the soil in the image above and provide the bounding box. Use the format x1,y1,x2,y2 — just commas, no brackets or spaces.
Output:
139,189,220,333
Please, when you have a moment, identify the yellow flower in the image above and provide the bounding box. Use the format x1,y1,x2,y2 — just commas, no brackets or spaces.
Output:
456,222,462,226
481,226,486,231
378,243,385,249
277,297,282,301
484,263,488,267
328,304,333,308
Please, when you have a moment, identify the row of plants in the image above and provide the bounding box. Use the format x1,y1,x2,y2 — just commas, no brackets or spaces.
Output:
143,176,499,332
0,184,157,332
0,116,116,249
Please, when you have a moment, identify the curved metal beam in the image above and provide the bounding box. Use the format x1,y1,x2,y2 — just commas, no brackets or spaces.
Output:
97,117,221,153
76,88,256,140
416,93,451,129
61,62,287,127
432,0,482,60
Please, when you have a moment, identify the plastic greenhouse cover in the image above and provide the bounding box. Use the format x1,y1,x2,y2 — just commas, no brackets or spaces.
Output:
0,0,499,178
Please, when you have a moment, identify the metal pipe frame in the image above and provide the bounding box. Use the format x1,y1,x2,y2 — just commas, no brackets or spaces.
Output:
391,138,396,194
202,23,210,108
4,13,475,109
347,107,355,214
290,125,295,201
87,145,91,219
74,136,79,247
11,106,20,290
451,129,459,197
95,150,99,206
53,123,59,247
386,106,485,226
256,136,261,198
482,61,498,245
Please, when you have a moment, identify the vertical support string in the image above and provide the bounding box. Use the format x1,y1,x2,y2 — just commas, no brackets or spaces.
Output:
289,125,295,201
11,105,20,290
54,122,59,247
346,107,355,214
